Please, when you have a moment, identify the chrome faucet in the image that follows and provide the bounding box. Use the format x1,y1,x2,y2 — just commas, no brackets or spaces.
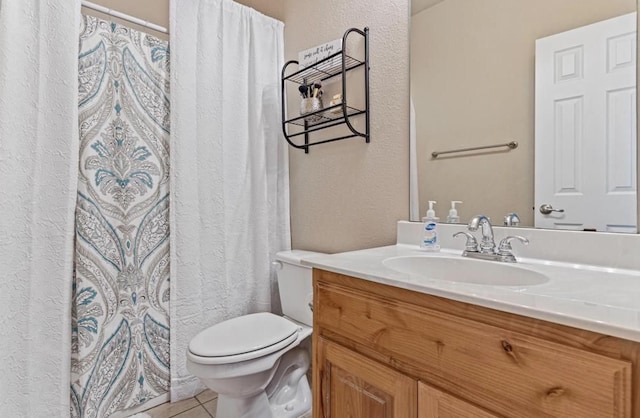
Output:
467,215,495,253
453,215,529,263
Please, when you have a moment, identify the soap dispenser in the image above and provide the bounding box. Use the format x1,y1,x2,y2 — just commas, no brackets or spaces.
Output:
420,201,440,251
447,201,463,223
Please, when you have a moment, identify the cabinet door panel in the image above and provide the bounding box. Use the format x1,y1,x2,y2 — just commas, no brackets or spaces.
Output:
419,382,499,418
317,337,417,418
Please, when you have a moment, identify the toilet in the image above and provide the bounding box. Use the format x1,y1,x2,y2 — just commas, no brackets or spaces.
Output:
186,250,323,418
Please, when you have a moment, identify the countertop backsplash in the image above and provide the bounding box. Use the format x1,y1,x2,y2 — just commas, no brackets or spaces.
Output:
398,221,640,272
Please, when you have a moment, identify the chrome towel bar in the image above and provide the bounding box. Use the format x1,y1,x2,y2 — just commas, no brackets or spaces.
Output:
432,141,518,158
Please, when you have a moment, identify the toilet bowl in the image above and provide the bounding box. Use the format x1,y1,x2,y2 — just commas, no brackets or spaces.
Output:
186,250,323,418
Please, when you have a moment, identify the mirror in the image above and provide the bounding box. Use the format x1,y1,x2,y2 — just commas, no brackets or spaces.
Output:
411,0,638,232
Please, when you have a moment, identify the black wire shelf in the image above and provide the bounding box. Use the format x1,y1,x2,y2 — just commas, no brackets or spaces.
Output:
280,27,370,154
285,103,366,128
283,53,365,85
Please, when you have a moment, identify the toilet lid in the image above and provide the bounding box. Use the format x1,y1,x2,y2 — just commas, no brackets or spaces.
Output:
188,312,299,359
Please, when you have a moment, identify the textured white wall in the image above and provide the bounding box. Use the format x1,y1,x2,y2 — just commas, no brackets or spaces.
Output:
284,0,411,253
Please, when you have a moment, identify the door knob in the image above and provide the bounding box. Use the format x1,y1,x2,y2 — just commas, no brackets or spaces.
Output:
539,204,565,215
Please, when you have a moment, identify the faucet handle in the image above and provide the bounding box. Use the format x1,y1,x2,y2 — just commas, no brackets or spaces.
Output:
497,235,529,255
453,231,479,252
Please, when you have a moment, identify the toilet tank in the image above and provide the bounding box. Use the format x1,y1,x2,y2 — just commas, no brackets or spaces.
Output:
275,250,325,327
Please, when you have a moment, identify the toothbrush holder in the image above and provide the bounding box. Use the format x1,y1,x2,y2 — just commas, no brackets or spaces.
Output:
300,97,323,123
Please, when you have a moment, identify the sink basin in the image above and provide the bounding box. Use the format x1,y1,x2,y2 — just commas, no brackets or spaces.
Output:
383,255,549,286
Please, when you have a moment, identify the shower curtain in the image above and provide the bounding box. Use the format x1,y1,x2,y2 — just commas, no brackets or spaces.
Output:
0,0,81,416
71,15,170,417
169,0,290,400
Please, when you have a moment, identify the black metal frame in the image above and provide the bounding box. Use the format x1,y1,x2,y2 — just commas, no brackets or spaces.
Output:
281,27,370,153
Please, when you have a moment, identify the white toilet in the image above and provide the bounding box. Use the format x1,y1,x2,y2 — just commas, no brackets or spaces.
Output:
186,250,323,418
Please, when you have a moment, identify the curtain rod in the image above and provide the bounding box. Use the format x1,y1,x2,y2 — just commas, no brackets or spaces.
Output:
81,1,169,34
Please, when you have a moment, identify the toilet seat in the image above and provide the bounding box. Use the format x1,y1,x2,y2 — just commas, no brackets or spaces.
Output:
188,312,300,365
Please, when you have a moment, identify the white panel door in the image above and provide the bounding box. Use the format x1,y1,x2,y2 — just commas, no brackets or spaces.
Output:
535,12,637,233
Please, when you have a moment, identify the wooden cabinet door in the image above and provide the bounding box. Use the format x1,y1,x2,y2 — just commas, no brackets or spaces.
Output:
419,382,499,418
315,337,417,418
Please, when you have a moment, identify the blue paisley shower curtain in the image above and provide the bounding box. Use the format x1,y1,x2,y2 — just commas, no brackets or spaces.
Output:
71,15,170,417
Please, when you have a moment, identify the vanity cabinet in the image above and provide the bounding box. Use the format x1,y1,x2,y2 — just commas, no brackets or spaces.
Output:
312,269,640,418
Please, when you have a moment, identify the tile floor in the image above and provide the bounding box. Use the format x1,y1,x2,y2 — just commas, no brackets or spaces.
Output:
141,390,312,418
143,390,218,418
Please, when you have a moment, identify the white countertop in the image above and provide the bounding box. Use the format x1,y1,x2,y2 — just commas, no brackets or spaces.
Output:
303,244,640,343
